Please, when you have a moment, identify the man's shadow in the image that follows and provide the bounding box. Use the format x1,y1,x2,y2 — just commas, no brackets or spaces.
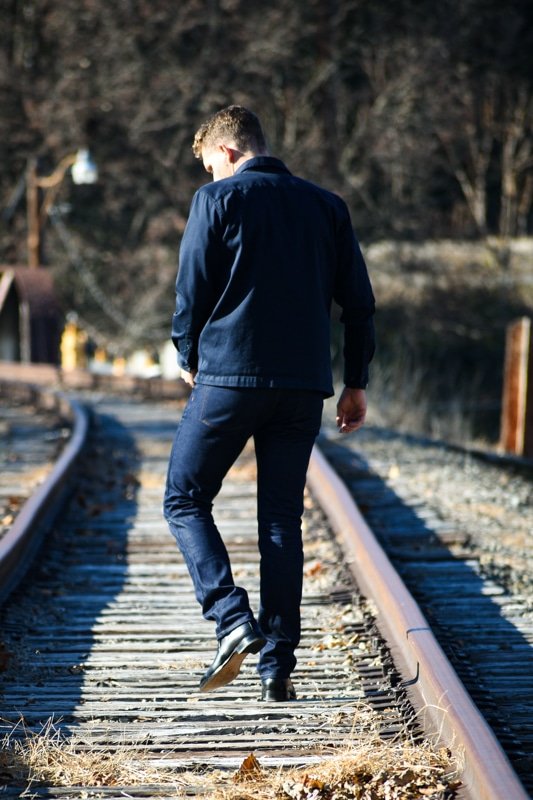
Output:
318,430,533,792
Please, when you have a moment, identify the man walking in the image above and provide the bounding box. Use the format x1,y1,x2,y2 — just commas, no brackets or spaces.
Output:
164,105,375,701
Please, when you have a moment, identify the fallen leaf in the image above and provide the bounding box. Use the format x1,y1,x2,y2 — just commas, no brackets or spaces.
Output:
233,752,262,782
303,775,325,790
7,495,24,508
305,561,323,577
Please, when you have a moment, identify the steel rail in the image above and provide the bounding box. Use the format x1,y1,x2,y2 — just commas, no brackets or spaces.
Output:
0,386,89,603
307,444,529,800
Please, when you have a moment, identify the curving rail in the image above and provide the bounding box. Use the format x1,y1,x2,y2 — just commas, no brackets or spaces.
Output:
307,445,529,800
0,384,90,603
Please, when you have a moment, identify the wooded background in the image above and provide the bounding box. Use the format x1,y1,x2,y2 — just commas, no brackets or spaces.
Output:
1,0,532,438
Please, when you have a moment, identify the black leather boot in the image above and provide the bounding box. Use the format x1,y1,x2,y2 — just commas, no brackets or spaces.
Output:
261,677,297,701
199,622,265,692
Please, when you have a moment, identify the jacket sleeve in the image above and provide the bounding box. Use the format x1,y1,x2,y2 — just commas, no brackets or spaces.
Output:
333,206,376,389
171,190,224,371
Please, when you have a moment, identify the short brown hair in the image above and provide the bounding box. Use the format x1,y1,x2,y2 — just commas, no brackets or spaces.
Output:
192,105,267,158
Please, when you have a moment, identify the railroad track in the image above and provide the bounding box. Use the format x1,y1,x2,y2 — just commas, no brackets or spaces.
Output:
319,424,533,797
0,383,87,603
0,384,529,799
0,385,69,545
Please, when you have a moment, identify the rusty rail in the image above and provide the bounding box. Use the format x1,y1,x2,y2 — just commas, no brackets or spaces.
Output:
0,383,90,602
307,444,529,800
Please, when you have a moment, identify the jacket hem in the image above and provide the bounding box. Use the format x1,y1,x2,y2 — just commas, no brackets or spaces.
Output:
196,373,333,397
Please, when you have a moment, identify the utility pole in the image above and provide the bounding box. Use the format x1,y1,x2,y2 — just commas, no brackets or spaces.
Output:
25,150,98,268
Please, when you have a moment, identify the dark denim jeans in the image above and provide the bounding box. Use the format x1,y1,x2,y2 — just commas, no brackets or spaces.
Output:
163,384,323,678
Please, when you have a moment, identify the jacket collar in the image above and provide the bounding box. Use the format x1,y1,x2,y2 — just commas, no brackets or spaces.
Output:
235,156,291,175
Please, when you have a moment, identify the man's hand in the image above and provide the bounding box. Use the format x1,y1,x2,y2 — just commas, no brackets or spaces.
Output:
336,387,367,434
179,368,197,387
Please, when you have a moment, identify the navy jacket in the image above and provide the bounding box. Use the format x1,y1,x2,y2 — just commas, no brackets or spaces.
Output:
172,156,375,397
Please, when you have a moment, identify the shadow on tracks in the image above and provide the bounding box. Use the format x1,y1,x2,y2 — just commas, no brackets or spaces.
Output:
0,407,140,795
319,432,533,795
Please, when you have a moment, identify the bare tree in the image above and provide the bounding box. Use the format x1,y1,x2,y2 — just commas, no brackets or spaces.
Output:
499,83,533,237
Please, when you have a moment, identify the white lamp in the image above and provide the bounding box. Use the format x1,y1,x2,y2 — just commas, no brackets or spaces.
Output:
71,149,98,185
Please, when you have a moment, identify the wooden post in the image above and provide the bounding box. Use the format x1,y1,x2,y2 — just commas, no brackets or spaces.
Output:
26,160,42,268
500,317,533,456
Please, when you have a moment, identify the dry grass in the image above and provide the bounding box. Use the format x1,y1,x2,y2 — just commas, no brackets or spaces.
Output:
0,718,460,798
0,718,174,791
226,741,460,800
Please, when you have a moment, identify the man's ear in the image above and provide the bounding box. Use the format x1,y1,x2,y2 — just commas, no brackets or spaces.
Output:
220,143,237,163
